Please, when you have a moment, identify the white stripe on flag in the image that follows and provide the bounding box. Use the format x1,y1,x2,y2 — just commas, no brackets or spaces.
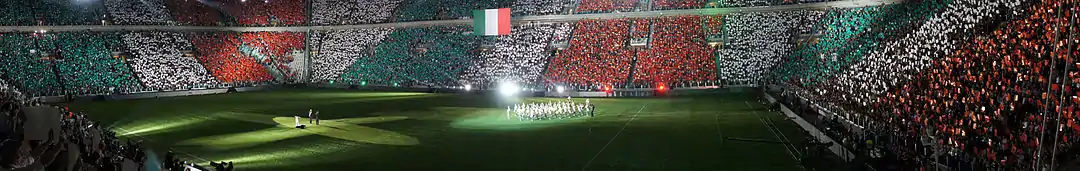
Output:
485,9,499,35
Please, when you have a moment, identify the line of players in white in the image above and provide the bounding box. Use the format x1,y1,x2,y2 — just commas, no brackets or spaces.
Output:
508,97,594,120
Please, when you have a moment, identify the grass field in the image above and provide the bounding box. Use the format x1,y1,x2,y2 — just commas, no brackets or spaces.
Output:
65,89,813,171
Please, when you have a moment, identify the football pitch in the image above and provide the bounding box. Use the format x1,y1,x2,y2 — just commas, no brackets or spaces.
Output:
66,89,813,171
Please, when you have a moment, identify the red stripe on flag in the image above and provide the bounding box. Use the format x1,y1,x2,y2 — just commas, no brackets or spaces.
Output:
498,8,511,35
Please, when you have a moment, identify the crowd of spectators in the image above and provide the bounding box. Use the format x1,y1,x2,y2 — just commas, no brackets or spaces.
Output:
121,32,220,91
653,0,705,10
632,16,717,85
820,0,1022,112
775,2,948,87
220,0,307,26
870,0,1077,168
49,33,142,95
0,34,63,97
36,0,107,25
511,0,571,16
310,28,393,83
545,19,634,88
718,10,820,86
166,0,223,26
703,15,724,39
189,33,275,85
459,23,569,87
104,0,173,25
395,0,514,22
0,78,152,171
311,0,403,25
575,0,638,13
0,0,35,26
338,26,481,87
393,0,440,22
770,0,1080,169
239,32,306,82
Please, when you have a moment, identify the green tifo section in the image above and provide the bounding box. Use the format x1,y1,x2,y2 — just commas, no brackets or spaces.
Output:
0,33,140,97
66,89,813,171
337,26,482,86
773,0,953,86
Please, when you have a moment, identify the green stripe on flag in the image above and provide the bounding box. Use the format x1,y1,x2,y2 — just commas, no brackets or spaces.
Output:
473,10,486,35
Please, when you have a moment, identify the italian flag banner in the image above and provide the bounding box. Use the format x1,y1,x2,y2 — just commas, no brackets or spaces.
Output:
473,8,511,36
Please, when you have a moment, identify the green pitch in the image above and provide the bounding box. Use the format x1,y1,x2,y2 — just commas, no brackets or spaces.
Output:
66,89,813,171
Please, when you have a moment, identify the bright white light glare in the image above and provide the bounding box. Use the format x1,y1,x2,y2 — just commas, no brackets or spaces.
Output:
464,85,472,91
498,82,519,97
556,86,565,93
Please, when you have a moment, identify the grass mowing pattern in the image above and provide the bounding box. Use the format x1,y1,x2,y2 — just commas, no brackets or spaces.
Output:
67,90,810,171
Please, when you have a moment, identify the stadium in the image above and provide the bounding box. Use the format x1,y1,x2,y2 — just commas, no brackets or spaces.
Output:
0,0,1077,170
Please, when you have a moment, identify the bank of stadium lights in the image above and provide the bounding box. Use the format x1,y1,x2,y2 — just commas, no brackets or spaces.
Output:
464,84,472,91
556,86,565,93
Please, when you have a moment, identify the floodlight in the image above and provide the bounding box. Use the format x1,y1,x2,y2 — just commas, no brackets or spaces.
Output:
498,82,519,97
464,84,472,91
556,86,565,93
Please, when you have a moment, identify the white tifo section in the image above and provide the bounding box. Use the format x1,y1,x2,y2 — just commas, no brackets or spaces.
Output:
485,9,500,35
824,0,1024,106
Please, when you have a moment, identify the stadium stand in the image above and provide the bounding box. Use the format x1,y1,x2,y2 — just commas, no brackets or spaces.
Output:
338,26,481,86
511,0,571,16
0,78,163,171
188,33,275,85
718,10,822,86
0,0,36,26
395,0,514,22
104,0,173,25
0,34,63,97
775,2,951,87
459,23,569,86
35,0,107,25
166,0,223,26
220,0,307,26
819,0,1024,111
50,33,142,95
653,0,706,10
310,28,393,82
545,19,634,87
632,16,717,86
874,0,1075,168
575,0,637,13
393,0,440,22
121,32,220,91
311,0,403,25
238,32,306,82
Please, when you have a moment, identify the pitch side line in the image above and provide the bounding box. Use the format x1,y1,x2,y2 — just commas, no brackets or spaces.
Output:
581,103,647,171
744,101,805,171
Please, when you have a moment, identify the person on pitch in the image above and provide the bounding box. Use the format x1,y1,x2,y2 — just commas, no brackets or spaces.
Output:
308,109,314,124
315,111,320,125
294,115,301,127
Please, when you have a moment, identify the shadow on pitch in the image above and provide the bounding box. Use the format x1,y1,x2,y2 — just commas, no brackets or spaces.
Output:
176,112,417,150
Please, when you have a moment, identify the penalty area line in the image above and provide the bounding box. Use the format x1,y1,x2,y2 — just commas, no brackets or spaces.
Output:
581,103,647,171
